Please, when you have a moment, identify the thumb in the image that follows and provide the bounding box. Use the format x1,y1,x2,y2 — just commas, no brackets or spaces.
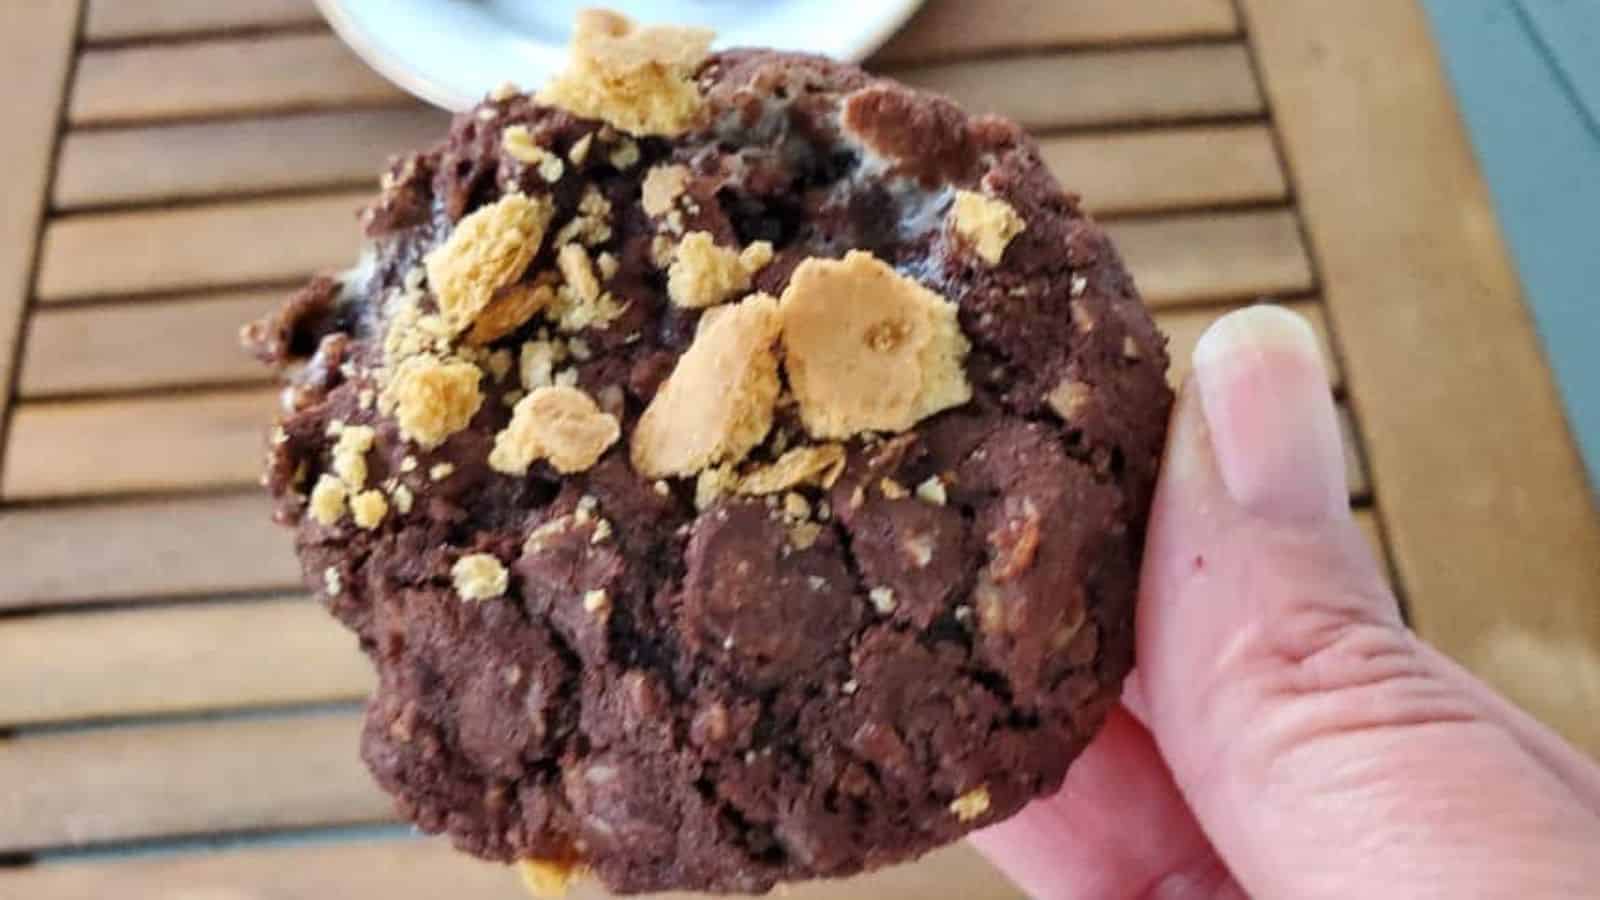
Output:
1137,306,1600,898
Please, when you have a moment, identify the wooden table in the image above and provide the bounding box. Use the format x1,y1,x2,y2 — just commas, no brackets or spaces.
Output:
2,1,1596,896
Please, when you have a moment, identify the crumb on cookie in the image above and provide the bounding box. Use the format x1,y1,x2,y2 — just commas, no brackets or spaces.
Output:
778,251,971,439
425,192,555,335
538,9,713,137
950,190,1026,265
667,231,774,308
452,553,509,601
632,293,782,478
490,385,622,475
381,356,484,449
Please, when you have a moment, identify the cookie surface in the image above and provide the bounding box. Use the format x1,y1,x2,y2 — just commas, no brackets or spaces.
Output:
250,13,1171,894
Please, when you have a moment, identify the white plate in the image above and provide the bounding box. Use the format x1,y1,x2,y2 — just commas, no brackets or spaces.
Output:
316,0,926,111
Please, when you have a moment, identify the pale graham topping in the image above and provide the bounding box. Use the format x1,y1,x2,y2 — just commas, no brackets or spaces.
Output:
778,251,971,439
490,386,621,475
950,786,991,822
517,858,586,898
381,356,484,449
950,190,1026,265
640,164,689,217
350,489,389,529
502,125,565,182
452,553,509,601
738,444,847,495
632,293,782,478
538,9,713,137
308,474,347,526
667,231,774,308
425,193,555,334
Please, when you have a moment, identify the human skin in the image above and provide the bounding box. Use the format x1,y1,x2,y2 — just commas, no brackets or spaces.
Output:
972,306,1600,899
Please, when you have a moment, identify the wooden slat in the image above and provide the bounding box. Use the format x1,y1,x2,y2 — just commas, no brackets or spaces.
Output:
0,838,1021,900
19,290,281,397
894,44,1262,131
84,0,320,43
0,597,370,727
36,191,366,302
0,2,82,470
0,713,392,852
1160,300,1341,390
1106,209,1315,308
1041,124,1287,217
53,107,447,209
1241,0,1600,755
69,33,406,127
1,388,276,501
877,0,1237,63
0,493,299,611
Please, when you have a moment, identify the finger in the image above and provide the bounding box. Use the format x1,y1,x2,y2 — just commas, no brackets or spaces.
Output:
1137,306,1600,898
970,705,1242,900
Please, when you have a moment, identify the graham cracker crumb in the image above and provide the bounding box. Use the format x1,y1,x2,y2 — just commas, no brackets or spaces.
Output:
1046,379,1091,420
486,349,515,382
538,9,713,137
950,190,1026,265
331,425,376,489
1122,335,1142,360
778,251,971,439
788,521,822,550
322,566,342,596
425,192,555,335
1070,273,1088,297
517,858,586,898
667,231,773,308
557,243,601,304
596,252,620,281
391,483,415,514
452,553,509,601
632,293,782,478
568,133,594,165
738,444,847,494
520,339,568,390
583,589,611,614
400,455,418,473
641,164,690,217
309,474,348,526
880,477,909,500
430,462,455,481
468,282,556,346
695,464,738,510
609,138,641,169
950,786,991,822
490,386,621,475
502,125,565,182
350,489,388,529
557,187,614,248
869,586,897,614
489,81,520,102
650,233,676,268
915,476,947,506
381,356,484,449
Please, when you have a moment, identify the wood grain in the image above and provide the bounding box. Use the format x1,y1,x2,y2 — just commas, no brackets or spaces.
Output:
35,191,367,302
0,712,392,852
84,0,321,43
19,289,281,396
1,388,276,501
1241,0,1600,754
0,837,1021,900
1160,300,1340,390
69,33,406,127
1041,124,1287,217
0,492,299,611
877,0,1237,63
0,1,82,477
895,44,1262,131
1106,209,1315,308
0,597,371,727
53,106,447,209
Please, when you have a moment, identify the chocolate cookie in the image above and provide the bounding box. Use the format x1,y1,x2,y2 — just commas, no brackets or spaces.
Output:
247,10,1171,895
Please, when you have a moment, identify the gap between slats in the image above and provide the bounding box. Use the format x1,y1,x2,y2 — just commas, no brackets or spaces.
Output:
82,0,321,45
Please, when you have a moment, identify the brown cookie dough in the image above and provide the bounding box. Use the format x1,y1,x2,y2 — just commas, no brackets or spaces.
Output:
248,10,1171,895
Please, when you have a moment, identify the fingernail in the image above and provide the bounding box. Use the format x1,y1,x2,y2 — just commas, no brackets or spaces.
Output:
1192,306,1345,524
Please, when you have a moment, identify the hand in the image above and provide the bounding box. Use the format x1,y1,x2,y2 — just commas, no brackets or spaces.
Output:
972,306,1600,898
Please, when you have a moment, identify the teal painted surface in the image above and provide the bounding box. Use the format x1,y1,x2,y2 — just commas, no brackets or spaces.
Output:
1421,0,1599,491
